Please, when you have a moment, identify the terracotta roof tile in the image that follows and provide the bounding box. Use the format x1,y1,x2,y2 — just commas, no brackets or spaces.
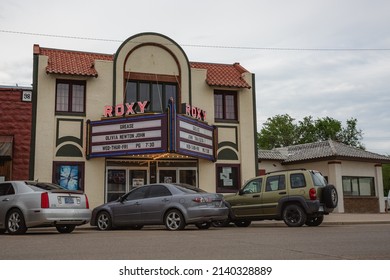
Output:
190,62,251,89
36,45,113,77
259,140,390,163
34,45,251,87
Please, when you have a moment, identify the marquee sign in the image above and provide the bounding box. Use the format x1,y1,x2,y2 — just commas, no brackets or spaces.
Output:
86,114,167,159
175,115,216,161
86,100,216,161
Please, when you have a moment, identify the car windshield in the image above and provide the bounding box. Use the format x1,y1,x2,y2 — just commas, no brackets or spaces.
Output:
310,171,327,187
26,181,65,191
173,183,207,193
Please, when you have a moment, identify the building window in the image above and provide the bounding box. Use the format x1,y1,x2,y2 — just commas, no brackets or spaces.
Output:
216,164,241,193
214,90,238,121
56,80,86,114
342,176,375,196
53,161,85,191
125,81,177,113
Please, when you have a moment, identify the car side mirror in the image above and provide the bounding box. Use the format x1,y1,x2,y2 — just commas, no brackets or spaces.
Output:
238,189,245,195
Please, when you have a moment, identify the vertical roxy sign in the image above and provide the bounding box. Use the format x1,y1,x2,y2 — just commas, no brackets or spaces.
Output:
175,114,217,162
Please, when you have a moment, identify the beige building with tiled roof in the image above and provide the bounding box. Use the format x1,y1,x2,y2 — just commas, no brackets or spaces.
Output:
258,140,390,213
31,33,258,208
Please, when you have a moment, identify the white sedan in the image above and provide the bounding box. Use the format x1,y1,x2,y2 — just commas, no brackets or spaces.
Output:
0,181,91,234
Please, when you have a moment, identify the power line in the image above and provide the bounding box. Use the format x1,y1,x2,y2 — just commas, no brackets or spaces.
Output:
2,29,390,52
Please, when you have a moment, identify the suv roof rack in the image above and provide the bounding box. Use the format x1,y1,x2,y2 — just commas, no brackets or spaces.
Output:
266,168,306,175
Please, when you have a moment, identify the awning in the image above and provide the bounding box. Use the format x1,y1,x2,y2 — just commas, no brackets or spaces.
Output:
0,136,13,159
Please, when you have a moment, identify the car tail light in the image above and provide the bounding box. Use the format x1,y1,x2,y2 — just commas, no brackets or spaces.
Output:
193,197,205,203
85,194,90,209
309,188,317,200
41,192,49,208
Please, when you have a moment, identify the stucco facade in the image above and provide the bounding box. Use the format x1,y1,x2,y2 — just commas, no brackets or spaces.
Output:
31,33,258,208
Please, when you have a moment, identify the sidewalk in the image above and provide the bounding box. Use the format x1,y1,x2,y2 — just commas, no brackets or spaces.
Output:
251,213,390,227
324,213,390,225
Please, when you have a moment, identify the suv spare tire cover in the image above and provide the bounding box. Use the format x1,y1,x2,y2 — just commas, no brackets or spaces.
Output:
323,185,338,208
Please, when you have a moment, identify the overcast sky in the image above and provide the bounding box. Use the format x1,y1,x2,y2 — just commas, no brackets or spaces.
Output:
1,0,389,155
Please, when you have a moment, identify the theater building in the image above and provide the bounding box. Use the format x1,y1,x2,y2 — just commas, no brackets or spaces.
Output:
31,33,258,207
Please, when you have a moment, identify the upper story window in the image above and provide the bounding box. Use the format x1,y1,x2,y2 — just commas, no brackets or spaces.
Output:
56,80,86,115
125,81,177,113
214,90,238,122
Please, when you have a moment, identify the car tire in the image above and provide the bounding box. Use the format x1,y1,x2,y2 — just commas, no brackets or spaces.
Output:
6,209,27,235
212,220,230,227
305,215,324,226
234,220,251,227
323,185,338,208
195,222,211,230
96,211,112,231
56,225,76,233
164,209,186,231
282,204,306,227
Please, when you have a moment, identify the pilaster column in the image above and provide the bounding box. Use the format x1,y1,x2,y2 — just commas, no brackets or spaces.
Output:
328,161,344,213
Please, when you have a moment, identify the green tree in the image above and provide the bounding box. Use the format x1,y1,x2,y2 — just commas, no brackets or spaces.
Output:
257,114,297,149
314,117,342,141
383,164,390,196
257,114,365,149
297,116,317,144
339,118,365,149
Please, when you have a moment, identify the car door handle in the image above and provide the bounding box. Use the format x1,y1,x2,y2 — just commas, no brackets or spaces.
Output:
252,195,260,198
279,192,287,195
2,198,9,202
134,202,141,206
162,198,170,202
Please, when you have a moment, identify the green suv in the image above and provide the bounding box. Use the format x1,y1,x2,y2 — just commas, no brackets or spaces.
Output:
223,169,338,227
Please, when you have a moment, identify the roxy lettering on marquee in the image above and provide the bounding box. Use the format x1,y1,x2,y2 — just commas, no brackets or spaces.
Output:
103,101,150,117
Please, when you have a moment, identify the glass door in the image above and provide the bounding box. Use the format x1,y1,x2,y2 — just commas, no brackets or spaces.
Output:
129,170,148,189
107,169,126,202
179,169,197,186
106,168,149,202
159,169,177,183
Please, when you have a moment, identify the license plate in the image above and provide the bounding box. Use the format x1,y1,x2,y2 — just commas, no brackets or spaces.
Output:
64,197,74,204
214,201,222,207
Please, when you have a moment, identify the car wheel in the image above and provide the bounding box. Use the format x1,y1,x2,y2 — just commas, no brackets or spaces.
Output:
96,211,112,231
211,220,230,227
234,220,251,227
6,209,27,235
195,222,211,230
323,185,338,208
56,225,76,233
282,204,306,227
305,215,324,226
164,209,185,231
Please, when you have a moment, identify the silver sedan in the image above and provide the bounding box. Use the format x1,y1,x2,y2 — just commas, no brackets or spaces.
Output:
90,183,229,231
0,181,91,234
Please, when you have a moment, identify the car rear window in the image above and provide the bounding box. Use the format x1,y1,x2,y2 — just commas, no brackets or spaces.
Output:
310,172,327,187
26,181,65,191
173,184,207,193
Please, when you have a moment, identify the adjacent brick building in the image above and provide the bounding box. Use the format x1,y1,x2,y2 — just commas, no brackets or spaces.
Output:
0,86,33,181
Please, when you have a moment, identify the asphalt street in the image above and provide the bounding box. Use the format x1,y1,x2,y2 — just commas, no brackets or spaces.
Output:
1,220,390,260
